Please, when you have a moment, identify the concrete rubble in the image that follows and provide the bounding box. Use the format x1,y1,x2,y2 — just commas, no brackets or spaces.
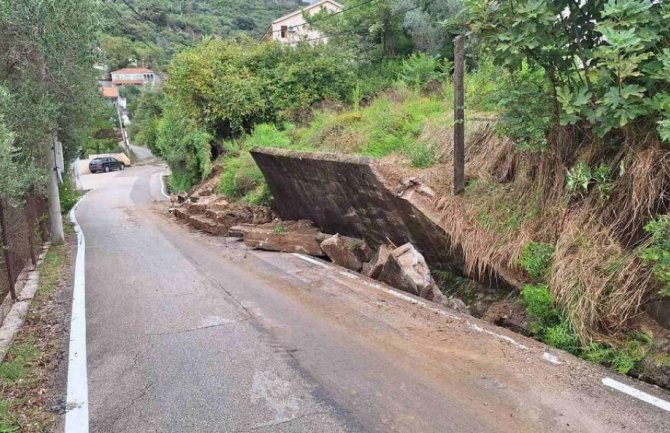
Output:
320,234,372,272
230,221,326,256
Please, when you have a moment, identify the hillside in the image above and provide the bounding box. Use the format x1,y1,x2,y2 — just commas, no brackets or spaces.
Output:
101,0,307,70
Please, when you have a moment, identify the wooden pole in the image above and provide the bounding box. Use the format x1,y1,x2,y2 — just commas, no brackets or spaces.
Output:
0,200,16,300
453,35,465,196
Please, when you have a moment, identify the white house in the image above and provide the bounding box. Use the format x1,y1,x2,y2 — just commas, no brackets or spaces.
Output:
261,0,343,46
110,67,158,86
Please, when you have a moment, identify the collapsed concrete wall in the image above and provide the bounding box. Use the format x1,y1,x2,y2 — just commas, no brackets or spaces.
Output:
251,148,471,276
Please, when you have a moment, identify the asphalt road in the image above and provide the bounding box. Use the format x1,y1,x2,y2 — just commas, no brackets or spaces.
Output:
76,160,670,433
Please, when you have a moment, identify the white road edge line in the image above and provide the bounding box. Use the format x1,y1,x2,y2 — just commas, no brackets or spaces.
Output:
65,193,91,433
159,173,170,199
291,253,330,269
602,377,670,412
294,255,670,409
292,253,529,350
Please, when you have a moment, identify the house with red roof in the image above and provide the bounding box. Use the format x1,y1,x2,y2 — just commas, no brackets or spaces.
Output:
110,67,157,86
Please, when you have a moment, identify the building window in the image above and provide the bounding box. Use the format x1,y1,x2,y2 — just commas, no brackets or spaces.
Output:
280,25,288,38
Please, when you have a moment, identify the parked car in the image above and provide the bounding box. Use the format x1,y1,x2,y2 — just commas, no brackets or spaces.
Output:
89,157,125,173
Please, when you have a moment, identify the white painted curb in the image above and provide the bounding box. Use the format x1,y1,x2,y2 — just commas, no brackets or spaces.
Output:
65,194,90,433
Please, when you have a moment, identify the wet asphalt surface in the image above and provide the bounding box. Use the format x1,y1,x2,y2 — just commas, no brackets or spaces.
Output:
76,159,670,433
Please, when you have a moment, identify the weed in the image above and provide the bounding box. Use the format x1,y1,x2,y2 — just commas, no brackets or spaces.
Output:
406,142,439,168
521,284,556,325
582,342,615,364
272,225,286,235
245,123,291,149
519,242,555,281
544,320,581,355
566,162,592,196
0,400,17,432
217,153,265,200
59,176,80,214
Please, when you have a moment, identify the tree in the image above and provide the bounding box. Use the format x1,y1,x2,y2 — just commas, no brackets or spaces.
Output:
464,0,670,143
0,0,100,244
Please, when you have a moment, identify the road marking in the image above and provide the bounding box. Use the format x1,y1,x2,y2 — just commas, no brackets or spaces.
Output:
602,377,670,412
542,352,562,365
466,322,530,350
292,253,330,269
291,253,534,351
65,195,90,433
159,174,170,199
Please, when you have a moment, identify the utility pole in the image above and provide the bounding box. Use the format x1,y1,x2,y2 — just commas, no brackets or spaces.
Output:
47,132,65,245
453,35,465,196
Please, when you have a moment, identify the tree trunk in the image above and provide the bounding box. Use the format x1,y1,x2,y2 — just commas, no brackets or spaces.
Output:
47,133,65,245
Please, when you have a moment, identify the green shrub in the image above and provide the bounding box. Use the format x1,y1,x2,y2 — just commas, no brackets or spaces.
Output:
521,284,556,326
218,153,266,200
59,177,79,214
640,215,670,297
544,320,581,355
493,66,553,152
398,53,444,89
519,242,555,281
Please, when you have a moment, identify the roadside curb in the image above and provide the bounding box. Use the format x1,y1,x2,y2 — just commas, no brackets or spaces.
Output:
65,192,91,433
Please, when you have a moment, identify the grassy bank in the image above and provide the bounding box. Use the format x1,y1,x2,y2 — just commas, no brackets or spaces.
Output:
0,235,71,432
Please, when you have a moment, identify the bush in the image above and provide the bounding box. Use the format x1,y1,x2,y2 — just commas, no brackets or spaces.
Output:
519,242,555,281
493,66,553,152
544,320,581,355
398,53,445,89
521,284,556,326
59,177,79,214
640,215,670,297
217,153,265,200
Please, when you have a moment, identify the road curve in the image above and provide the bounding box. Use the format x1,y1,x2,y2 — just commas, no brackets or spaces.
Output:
76,162,670,433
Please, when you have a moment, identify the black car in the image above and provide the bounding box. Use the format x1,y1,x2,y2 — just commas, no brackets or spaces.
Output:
89,157,125,173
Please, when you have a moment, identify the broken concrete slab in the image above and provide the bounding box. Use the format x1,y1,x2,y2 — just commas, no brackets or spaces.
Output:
250,148,520,290
364,244,392,279
379,243,435,297
232,222,326,256
320,234,371,272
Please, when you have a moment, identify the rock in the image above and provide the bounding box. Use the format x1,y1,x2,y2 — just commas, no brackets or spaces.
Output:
482,300,531,336
419,283,446,304
320,234,371,272
447,297,469,314
365,244,391,279
637,353,670,389
379,243,435,297
644,298,670,329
